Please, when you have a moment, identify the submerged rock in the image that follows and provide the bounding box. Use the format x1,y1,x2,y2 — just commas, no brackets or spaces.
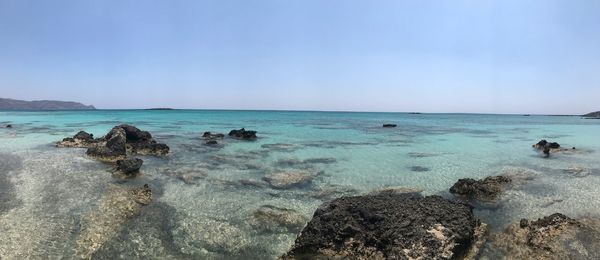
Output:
76,184,152,259
449,176,512,202
205,140,219,146
5,124,12,128
488,213,600,259
250,205,308,233
228,128,257,140
116,158,143,175
202,131,225,140
382,124,397,128
365,186,424,196
263,171,314,189
282,194,484,259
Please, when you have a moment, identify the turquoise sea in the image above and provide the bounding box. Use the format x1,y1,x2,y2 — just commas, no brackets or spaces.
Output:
1,110,600,259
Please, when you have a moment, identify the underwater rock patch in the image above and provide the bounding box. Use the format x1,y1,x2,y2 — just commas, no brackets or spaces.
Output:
250,205,308,233
449,175,512,202
364,186,424,196
0,153,22,214
282,194,484,259
76,184,152,259
382,124,397,128
116,157,143,176
410,166,430,172
488,213,600,259
202,131,225,140
263,171,314,189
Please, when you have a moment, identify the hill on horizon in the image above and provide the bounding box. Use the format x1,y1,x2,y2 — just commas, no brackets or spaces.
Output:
0,98,95,110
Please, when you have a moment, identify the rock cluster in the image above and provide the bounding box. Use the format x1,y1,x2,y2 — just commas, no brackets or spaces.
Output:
282,194,485,259
532,139,561,157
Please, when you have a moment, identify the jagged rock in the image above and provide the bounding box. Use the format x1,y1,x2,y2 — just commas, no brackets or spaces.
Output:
86,128,127,162
449,176,512,201
228,128,257,140
488,213,600,259
250,205,308,233
263,171,314,189
282,194,484,259
202,132,225,140
116,158,143,175
533,139,562,157
382,124,397,128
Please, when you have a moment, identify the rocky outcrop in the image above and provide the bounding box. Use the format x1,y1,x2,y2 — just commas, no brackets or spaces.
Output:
75,124,169,162
116,158,143,175
228,128,257,140
282,194,485,260
488,213,600,259
250,205,308,233
382,124,397,128
532,139,561,157
263,171,314,189
56,131,98,148
449,176,512,202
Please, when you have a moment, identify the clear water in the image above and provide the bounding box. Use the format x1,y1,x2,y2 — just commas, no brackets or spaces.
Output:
1,110,599,259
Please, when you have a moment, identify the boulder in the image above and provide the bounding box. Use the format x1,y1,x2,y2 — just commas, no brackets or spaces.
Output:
263,171,314,189
228,128,257,140
202,132,225,140
282,194,485,259
5,124,12,128
250,205,308,233
449,176,512,202
382,124,397,128
533,139,561,157
116,158,143,175
205,140,219,146
489,213,600,259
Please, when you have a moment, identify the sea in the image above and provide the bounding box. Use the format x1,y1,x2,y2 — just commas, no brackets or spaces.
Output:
1,110,599,259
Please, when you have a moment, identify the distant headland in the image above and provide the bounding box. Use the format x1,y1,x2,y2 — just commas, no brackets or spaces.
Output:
0,98,95,110
583,111,600,119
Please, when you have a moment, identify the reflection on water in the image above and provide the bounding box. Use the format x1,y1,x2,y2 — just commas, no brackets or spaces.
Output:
1,110,600,259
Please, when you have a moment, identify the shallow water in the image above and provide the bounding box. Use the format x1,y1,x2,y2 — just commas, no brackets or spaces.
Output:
1,110,600,259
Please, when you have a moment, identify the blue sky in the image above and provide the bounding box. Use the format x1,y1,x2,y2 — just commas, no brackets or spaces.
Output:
1,0,599,114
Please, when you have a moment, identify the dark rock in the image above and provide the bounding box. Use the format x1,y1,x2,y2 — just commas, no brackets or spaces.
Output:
228,128,257,140
449,175,512,201
519,219,529,228
382,124,397,128
489,213,600,259
206,140,218,146
116,158,143,175
282,194,484,259
202,132,225,140
533,139,561,157
5,124,12,128
304,158,337,164
74,131,93,140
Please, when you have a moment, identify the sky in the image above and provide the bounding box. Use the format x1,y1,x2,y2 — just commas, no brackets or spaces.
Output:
0,0,599,114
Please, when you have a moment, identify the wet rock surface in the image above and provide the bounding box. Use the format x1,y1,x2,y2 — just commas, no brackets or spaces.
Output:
116,157,143,175
263,171,314,189
282,194,482,260
250,205,308,233
382,124,397,128
487,213,600,259
449,175,512,202
228,128,257,140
